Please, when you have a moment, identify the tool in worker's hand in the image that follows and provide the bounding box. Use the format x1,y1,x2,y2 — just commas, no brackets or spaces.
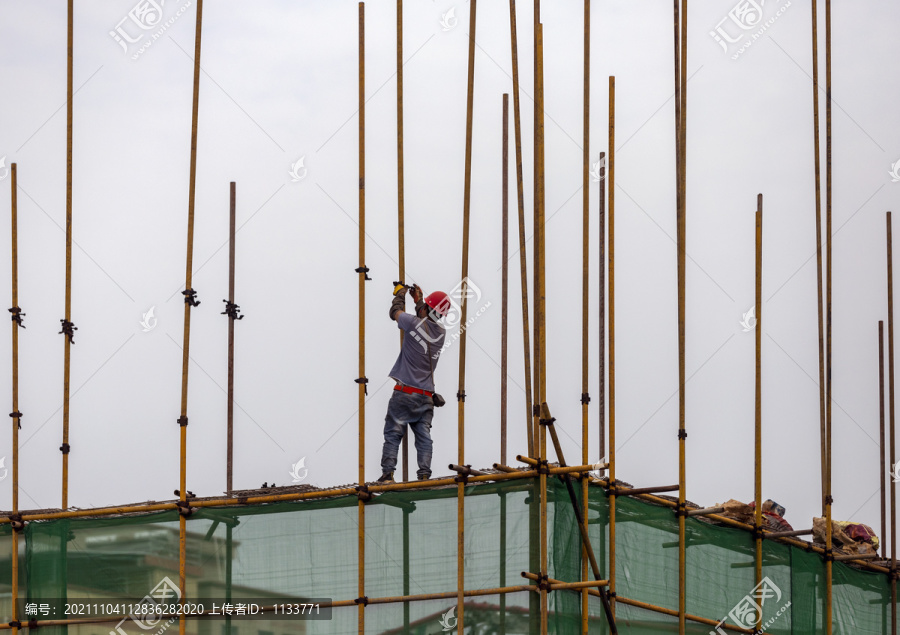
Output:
393,281,413,296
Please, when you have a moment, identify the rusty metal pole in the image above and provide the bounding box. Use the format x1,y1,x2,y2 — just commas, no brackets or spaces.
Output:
880,321,887,562
754,194,763,633
357,4,367,634
673,0,688,631
580,0,591,629
608,76,617,621
61,0,74,510
9,162,21,635
225,181,239,496
825,1,833,632
502,93,509,467
507,0,534,459
457,1,478,630
178,3,205,634
811,0,828,517
888,211,897,635
598,150,606,464
536,22,548,635
396,0,410,485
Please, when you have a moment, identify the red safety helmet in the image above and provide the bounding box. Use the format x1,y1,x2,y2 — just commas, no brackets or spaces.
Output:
424,291,451,317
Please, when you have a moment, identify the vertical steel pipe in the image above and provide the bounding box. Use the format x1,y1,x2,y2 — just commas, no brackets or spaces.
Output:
502,93,509,466
10,162,20,635
581,1,591,629
673,0,688,630
881,321,887,561
536,22,548,635
754,194,763,632
61,0,74,511
457,1,478,629
825,2,833,632
226,182,236,496
599,150,606,463
507,0,534,459
608,76,616,620
396,0,409,484
357,5,367,634
178,3,205,634
811,0,828,516
888,211,896,635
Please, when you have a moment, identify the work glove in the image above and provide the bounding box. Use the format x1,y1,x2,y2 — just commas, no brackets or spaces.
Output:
411,284,423,303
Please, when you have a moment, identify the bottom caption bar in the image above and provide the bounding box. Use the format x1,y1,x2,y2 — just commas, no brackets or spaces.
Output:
20,598,334,621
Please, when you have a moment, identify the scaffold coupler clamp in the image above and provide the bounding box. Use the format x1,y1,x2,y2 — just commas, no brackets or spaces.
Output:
8,621,21,630
8,513,24,532
674,501,688,518
532,404,540,417
355,376,368,396
8,306,24,327
221,300,243,320
355,265,371,281
177,416,188,427
182,288,200,307
176,500,194,517
823,548,834,563
536,572,551,592
454,466,470,484
580,392,590,405
539,415,556,428
457,390,466,402
59,319,77,344
59,442,70,455
536,459,550,476
824,494,834,506
354,596,369,607
752,524,765,541
9,411,22,430
356,484,372,502
677,428,687,440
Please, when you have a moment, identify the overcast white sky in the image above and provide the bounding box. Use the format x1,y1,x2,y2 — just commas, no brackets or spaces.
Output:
0,0,898,551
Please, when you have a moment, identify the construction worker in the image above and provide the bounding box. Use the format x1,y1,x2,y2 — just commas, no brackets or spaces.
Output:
378,283,450,483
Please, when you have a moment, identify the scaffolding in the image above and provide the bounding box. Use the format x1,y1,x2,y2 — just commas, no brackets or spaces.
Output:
2,1,898,634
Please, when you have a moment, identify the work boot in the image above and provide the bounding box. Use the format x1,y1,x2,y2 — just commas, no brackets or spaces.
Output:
417,472,431,481
377,471,395,483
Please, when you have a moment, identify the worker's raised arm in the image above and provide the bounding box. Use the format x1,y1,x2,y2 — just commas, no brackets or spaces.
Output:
390,283,424,321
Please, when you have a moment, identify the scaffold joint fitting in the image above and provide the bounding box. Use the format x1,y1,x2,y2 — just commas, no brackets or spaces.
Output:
824,495,833,505
457,390,466,402
182,288,200,307
176,500,194,517
8,621,21,629
177,416,188,427
355,266,371,281
532,404,540,417
9,411,22,430
823,549,834,563
674,502,688,518
355,377,368,396
677,428,687,440
8,306,25,327
59,319,77,344
580,392,590,405
354,596,369,606
537,459,550,475
221,300,244,320
539,416,556,427
356,485,372,502
8,513,24,532
59,443,70,454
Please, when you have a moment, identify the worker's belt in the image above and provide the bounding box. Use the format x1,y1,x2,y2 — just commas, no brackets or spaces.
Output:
394,384,433,397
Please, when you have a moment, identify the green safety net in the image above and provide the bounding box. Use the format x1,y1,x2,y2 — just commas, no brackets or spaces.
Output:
2,478,895,634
